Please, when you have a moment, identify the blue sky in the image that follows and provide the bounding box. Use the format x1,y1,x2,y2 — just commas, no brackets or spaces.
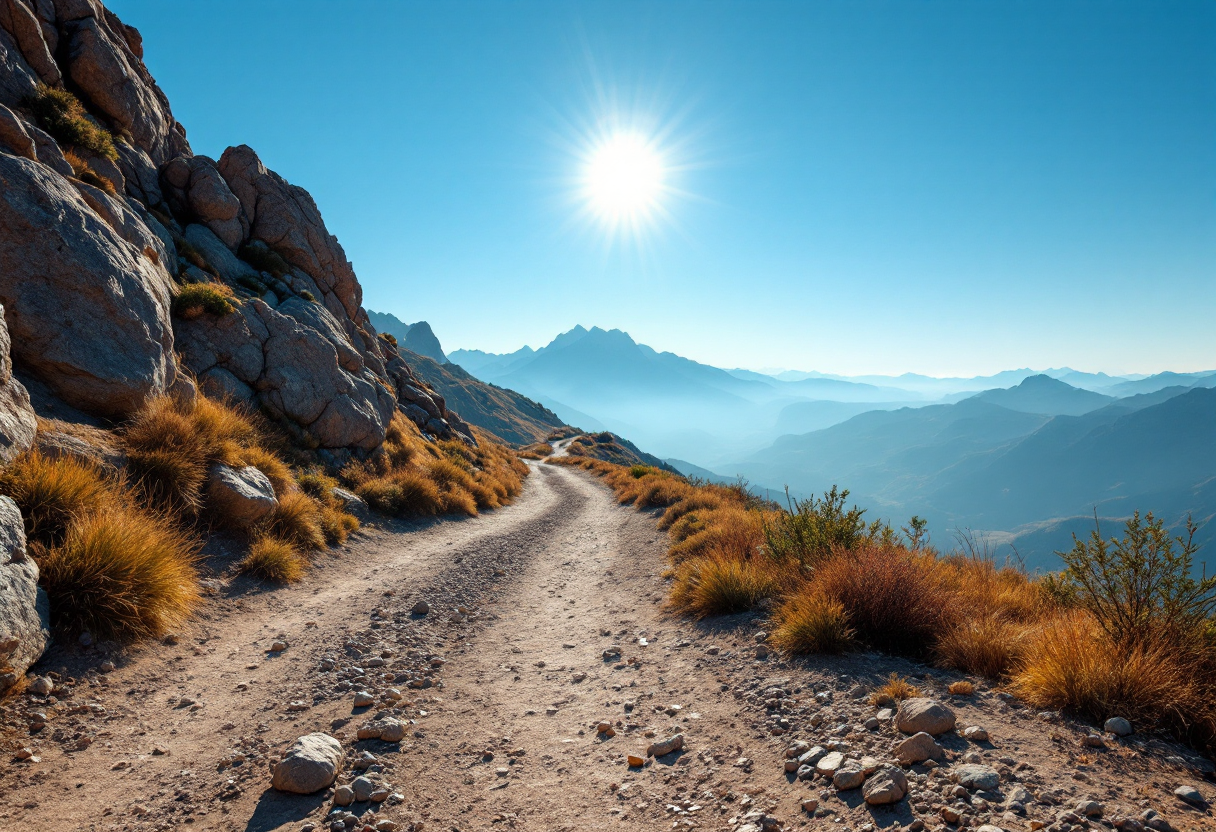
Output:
111,0,1215,376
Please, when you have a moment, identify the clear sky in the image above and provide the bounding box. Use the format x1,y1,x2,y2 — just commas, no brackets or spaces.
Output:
111,0,1215,376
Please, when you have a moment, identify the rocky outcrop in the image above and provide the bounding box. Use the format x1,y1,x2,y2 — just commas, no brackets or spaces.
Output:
402,320,447,364
0,495,49,690
0,152,180,416
0,0,474,453
0,302,36,463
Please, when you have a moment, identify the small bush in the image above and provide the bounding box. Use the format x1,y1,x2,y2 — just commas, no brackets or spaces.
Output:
769,591,853,654
0,452,111,546
379,331,398,347
1056,512,1213,646
669,554,783,618
356,472,442,517
668,506,763,563
948,680,975,696
173,282,236,319
870,673,922,706
36,506,199,640
297,470,338,500
299,290,317,303
63,149,117,195
23,84,117,160
440,485,478,517
239,536,304,583
762,485,874,568
629,464,651,479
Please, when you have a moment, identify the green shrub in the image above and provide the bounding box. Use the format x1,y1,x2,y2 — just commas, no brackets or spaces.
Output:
1056,512,1212,646
173,282,236,318
22,84,117,161
299,290,317,303
762,485,880,567
628,464,651,479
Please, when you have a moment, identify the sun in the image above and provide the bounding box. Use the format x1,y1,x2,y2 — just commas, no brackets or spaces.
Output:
584,133,665,223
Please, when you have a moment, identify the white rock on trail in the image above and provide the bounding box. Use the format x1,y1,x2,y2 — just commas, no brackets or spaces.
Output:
896,698,956,735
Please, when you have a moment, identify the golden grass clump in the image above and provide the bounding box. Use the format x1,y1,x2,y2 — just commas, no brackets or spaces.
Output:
1010,610,1202,727
870,673,922,706
518,442,554,460
0,452,110,545
36,506,200,640
667,506,764,563
341,414,525,520
173,282,237,319
934,615,1032,679
259,490,325,551
239,536,305,583
769,591,853,654
669,553,784,618
948,680,975,696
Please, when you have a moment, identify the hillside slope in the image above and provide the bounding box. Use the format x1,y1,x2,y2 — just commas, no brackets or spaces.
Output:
401,349,565,445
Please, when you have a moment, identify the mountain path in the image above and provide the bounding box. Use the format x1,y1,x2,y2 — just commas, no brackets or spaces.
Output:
3,462,1214,832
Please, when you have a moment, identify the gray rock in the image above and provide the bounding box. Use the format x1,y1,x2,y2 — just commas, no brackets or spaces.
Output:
0,153,178,416
894,731,943,765
271,733,343,794
963,725,989,742
1175,784,1206,806
955,763,1000,791
183,223,255,283
862,764,908,805
832,764,865,790
815,750,844,776
0,496,48,687
333,785,354,806
60,8,188,165
331,487,368,519
207,464,277,527
350,775,375,802
0,304,35,463
1104,717,1133,737
896,698,956,736
162,156,247,249
646,733,684,757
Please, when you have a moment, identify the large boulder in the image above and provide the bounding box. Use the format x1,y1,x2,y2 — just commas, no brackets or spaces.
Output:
0,496,49,691
207,464,277,528
0,0,61,88
271,733,343,794
893,731,943,765
896,698,956,736
0,152,179,416
56,0,189,165
0,301,35,462
161,155,247,249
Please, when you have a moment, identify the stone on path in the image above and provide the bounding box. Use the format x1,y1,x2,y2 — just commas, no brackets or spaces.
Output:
896,698,956,735
271,733,343,794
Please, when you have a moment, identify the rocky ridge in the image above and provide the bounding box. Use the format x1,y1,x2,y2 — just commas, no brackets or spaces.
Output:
0,0,475,683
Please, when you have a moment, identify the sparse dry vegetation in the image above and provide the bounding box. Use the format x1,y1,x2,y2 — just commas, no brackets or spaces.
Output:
173,282,237,319
870,673,922,706
554,453,1216,754
239,536,305,583
23,84,118,161
340,414,527,520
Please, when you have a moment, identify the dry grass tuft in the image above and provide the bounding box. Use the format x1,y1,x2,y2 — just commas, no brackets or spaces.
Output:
35,506,200,640
669,553,784,618
769,591,853,654
948,680,975,696
870,673,922,706
0,452,111,545
173,282,237,319
935,615,1031,679
239,536,305,583
259,491,325,551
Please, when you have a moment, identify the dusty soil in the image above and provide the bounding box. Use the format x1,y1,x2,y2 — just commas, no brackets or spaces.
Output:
2,461,1214,832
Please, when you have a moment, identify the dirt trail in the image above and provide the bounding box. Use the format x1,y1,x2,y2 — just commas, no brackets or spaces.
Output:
3,462,1214,832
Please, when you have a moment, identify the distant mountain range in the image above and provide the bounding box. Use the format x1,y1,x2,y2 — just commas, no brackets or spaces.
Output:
448,325,1216,569
367,311,448,364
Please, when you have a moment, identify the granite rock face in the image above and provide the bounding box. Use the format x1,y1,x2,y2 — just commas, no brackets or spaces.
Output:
0,0,475,451
0,495,50,689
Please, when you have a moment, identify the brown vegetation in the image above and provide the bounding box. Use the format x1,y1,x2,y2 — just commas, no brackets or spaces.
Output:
340,415,527,520
555,454,1216,754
